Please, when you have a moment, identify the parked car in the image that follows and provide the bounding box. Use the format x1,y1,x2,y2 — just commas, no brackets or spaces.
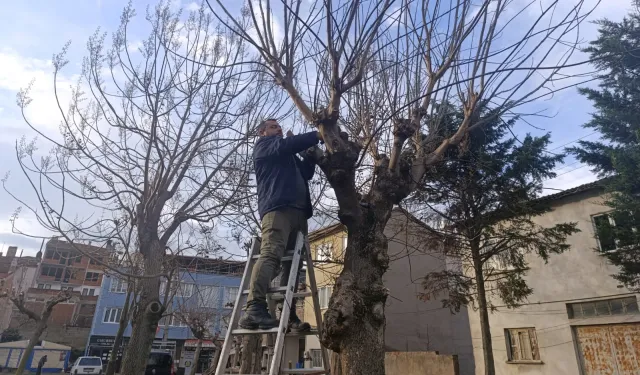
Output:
70,357,103,375
145,351,175,375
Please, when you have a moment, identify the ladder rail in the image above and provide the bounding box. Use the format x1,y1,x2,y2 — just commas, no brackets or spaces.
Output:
215,233,329,375
304,239,331,374
215,237,261,375
268,232,304,375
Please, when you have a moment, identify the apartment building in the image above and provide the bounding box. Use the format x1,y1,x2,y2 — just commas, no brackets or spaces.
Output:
466,180,640,375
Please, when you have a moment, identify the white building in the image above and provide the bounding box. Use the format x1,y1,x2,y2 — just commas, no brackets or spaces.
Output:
467,181,640,375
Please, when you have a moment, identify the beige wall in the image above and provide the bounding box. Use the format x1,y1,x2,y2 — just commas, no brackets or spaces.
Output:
385,351,459,375
304,209,475,375
467,190,640,375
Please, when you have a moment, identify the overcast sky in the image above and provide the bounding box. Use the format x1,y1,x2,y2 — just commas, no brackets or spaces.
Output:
0,0,633,257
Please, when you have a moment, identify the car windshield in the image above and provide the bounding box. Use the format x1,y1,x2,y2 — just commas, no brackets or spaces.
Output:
79,358,101,366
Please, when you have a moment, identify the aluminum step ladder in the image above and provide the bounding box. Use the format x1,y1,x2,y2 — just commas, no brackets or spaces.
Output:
215,232,330,375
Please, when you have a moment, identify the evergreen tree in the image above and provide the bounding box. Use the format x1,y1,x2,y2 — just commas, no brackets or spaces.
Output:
569,10,640,290
414,103,579,375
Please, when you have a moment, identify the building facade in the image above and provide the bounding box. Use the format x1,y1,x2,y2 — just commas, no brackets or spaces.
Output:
467,181,640,375
3,238,114,349
87,256,243,375
0,249,39,331
303,208,475,375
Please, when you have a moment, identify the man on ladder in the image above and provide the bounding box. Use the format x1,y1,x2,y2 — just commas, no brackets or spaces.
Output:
239,118,323,332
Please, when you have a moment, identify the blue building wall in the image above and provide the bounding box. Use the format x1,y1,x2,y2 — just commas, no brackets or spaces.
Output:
88,270,241,345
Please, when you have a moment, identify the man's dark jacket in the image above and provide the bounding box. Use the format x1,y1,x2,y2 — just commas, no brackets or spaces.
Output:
253,132,320,219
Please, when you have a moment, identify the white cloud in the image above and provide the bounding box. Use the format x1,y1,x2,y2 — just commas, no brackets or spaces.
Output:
0,48,76,137
186,2,200,12
127,40,143,53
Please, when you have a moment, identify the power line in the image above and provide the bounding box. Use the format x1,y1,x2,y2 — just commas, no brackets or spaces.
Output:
548,132,598,152
545,165,588,181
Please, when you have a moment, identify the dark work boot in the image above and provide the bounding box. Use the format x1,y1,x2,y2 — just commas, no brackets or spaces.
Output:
288,313,311,333
239,302,279,330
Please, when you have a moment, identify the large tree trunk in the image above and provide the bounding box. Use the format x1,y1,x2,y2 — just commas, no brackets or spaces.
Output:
189,339,203,375
15,319,47,375
120,239,165,375
473,251,495,375
320,206,392,375
239,335,262,374
315,128,396,375
106,289,133,375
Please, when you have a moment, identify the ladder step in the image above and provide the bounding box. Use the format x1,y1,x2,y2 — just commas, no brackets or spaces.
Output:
231,328,319,336
270,291,312,300
280,369,328,374
232,327,280,335
241,286,312,298
251,251,295,260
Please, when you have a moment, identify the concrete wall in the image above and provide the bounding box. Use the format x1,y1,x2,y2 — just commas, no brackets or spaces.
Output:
304,209,475,375
385,351,459,375
466,190,640,375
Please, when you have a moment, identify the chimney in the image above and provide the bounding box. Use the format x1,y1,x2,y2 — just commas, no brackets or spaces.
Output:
7,247,17,258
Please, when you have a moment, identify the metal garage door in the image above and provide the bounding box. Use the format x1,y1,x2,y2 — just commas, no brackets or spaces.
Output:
576,324,640,375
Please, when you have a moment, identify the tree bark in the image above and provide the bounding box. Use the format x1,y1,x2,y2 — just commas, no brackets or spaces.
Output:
15,319,47,375
320,204,392,375
106,288,133,375
473,250,495,375
120,239,165,375
189,339,203,375
313,139,397,375
239,335,262,374
329,352,342,375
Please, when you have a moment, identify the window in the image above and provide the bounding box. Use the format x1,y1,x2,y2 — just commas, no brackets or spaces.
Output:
198,285,221,307
103,308,122,323
170,315,188,327
593,213,637,252
89,257,104,265
85,272,100,282
44,250,53,259
110,278,128,293
224,287,239,308
75,255,82,263
309,349,323,367
178,283,194,298
318,286,332,309
315,242,333,262
506,328,540,362
568,297,639,319
61,286,74,292
82,288,96,296
37,283,51,289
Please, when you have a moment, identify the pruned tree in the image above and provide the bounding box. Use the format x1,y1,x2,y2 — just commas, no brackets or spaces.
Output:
3,2,287,375
0,290,72,375
204,0,597,373
569,4,640,291
411,104,579,375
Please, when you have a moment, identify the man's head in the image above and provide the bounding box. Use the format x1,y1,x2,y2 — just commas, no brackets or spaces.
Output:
258,119,283,137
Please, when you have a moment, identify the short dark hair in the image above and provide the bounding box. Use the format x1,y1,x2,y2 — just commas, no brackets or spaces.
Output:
257,118,278,134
